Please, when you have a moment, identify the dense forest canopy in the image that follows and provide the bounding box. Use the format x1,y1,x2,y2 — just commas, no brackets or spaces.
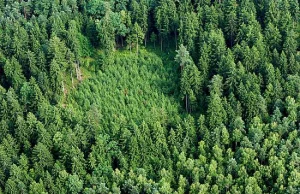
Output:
0,0,300,193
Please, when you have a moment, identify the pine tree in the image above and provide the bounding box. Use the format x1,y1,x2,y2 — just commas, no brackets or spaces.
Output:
155,0,177,51
96,11,116,53
180,62,201,113
224,0,238,47
178,1,198,52
49,59,63,103
207,75,227,130
264,23,282,52
4,57,26,90
175,44,191,72
132,22,144,55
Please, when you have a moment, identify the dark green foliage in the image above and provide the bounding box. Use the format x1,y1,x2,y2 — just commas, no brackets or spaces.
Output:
0,0,300,193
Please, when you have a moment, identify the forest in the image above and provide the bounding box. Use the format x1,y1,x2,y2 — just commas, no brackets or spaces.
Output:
0,0,299,193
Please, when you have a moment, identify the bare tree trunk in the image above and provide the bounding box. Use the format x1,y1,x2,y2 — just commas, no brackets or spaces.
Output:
175,31,177,49
136,37,139,56
189,97,191,113
71,71,74,88
180,64,184,73
75,61,82,82
185,94,188,113
23,7,27,19
185,94,191,113
62,81,65,97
